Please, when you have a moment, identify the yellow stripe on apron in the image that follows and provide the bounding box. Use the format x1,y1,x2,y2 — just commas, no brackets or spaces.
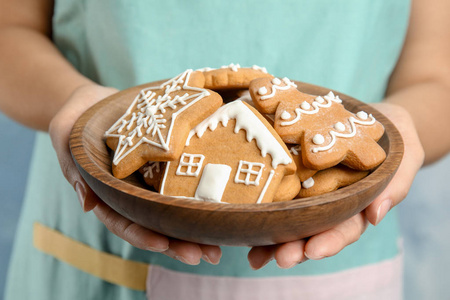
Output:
33,222,148,291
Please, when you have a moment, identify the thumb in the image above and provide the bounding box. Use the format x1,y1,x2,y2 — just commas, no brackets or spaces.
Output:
48,84,118,211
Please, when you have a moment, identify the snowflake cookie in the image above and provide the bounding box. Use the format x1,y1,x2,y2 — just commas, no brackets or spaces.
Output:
105,69,222,178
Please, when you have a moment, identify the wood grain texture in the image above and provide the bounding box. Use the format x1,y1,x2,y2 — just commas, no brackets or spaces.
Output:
69,81,404,246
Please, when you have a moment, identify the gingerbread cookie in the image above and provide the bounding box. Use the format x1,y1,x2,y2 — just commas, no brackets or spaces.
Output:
139,161,165,191
249,77,386,171
159,100,297,204
289,144,318,182
298,165,369,198
272,174,301,202
105,69,223,178
201,64,273,90
105,65,389,203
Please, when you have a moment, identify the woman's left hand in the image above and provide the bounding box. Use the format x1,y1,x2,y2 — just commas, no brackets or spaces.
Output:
248,103,424,269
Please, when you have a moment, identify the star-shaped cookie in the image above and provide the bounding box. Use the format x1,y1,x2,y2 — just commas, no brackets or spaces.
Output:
105,70,222,178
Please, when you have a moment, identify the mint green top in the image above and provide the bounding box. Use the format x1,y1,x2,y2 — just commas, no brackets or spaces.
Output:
5,1,410,299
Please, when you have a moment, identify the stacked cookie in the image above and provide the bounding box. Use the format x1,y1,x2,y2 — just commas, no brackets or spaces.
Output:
105,64,385,204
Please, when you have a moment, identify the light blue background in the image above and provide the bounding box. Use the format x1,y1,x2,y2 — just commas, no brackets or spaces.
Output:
1,111,449,299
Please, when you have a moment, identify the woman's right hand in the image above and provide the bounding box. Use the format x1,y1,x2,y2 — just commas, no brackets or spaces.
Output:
49,84,222,265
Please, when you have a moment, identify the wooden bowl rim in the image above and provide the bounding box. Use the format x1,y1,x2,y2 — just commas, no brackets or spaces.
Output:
70,80,404,214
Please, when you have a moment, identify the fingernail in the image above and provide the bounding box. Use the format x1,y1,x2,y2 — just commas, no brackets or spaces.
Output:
146,245,169,253
176,256,199,266
75,182,86,211
304,251,325,261
202,254,213,264
251,257,273,270
375,199,392,225
277,260,298,269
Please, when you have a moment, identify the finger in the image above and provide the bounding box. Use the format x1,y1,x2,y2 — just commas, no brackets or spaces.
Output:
247,245,277,270
163,239,203,265
274,239,308,269
366,104,424,225
199,244,222,265
304,212,368,260
74,180,101,212
50,112,98,211
365,139,423,225
92,200,170,252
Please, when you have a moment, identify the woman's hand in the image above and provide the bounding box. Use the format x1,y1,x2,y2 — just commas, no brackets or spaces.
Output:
248,103,424,269
49,84,222,265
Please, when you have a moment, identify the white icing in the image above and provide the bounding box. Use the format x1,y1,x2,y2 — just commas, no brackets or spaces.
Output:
301,101,311,110
198,64,268,74
302,177,315,189
334,122,346,132
194,163,232,203
143,162,161,179
313,134,325,145
186,100,292,169
252,65,268,73
280,110,291,120
105,69,211,166
234,160,265,186
175,153,205,176
195,67,214,72
289,145,301,156
312,114,377,153
235,90,254,107
271,78,281,85
256,170,275,204
324,91,342,103
356,111,368,120
258,86,268,96
315,96,325,104
280,91,342,127
221,63,241,72
260,77,297,101
159,161,171,195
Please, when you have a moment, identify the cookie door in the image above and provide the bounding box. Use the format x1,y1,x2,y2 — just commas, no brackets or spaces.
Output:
195,164,232,203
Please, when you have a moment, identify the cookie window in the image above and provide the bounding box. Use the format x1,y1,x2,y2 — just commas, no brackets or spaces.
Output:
176,153,205,177
235,161,265,186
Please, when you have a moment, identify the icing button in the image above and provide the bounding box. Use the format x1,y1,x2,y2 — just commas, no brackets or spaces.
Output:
315,96,325,104
280,110,291,120
302,177,315,189
272,78,282,85
301,101,311,110
356,111,368,120
258,86,268,95
334,122,346,132
312,134,325,145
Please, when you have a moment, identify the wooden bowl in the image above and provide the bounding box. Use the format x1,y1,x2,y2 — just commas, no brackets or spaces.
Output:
69,81,403,246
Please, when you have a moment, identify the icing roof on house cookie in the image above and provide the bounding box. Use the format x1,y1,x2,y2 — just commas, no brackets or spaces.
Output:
186,100,292,169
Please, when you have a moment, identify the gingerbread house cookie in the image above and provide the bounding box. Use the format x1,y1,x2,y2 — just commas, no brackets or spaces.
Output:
159,100,298,204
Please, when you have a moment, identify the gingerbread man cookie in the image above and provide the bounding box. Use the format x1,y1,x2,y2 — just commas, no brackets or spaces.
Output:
298,165,369,198
249,77,386,171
